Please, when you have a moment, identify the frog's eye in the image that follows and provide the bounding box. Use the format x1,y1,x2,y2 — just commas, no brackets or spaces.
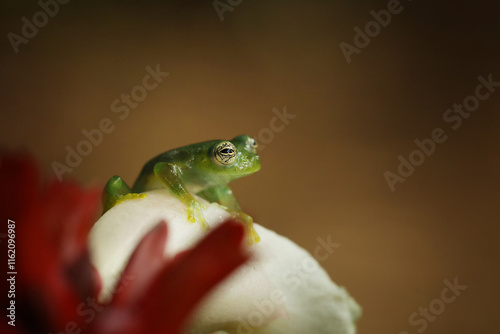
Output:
213,141,237,166
249,137,258,150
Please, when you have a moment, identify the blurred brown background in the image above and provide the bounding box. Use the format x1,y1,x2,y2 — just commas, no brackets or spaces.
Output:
1,1,499,333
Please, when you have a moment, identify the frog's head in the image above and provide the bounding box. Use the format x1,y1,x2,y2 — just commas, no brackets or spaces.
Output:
208,135,261,180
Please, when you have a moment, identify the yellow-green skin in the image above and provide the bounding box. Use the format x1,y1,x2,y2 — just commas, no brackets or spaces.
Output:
102,135,261,242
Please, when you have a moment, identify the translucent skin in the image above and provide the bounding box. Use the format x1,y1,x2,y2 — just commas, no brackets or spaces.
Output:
102,135,261,242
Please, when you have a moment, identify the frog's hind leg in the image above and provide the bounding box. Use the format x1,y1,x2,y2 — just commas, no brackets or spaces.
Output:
102,175,146,214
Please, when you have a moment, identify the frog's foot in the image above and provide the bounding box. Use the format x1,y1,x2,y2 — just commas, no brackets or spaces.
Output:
115,193,147,206
231,211,261,245
102,176,146,214
186,198,209,230
103,192,147,214
104,175,131,195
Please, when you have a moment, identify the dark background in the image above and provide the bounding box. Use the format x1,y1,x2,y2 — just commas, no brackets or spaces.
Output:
1,1,499,333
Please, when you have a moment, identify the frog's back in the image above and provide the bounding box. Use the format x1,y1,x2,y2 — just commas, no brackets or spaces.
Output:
131,140,220,192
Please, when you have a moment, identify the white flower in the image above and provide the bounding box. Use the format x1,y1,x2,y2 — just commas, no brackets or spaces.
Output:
89,189,361,334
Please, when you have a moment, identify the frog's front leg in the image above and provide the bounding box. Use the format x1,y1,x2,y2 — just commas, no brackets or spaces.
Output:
153,162,208,230
197,185,260,244
102,175,146,214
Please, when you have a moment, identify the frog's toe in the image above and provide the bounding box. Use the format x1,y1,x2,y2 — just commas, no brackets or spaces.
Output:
186,200,209,230
245,221,261,245
115,193,147,206
105,175,131,196
231,211,261,244
107,175,122,188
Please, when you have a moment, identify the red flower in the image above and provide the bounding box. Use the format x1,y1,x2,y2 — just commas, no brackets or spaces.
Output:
0,152,249,334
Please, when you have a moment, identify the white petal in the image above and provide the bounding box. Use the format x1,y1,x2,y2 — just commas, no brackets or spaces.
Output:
88,189,360,334
250,226,361,334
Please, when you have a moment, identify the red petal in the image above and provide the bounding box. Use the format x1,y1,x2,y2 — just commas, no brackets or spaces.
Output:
110,221,169,307
0,151,39,221
0,320,22,334
95,220,249,334
139,220,249,333
0,152,101,332
43,180,101,264
91,222,169,334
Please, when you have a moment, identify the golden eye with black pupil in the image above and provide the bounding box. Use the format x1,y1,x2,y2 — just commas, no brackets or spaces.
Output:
213,141,237,165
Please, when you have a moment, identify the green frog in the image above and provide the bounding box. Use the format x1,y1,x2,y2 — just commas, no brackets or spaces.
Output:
102,135,261,243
